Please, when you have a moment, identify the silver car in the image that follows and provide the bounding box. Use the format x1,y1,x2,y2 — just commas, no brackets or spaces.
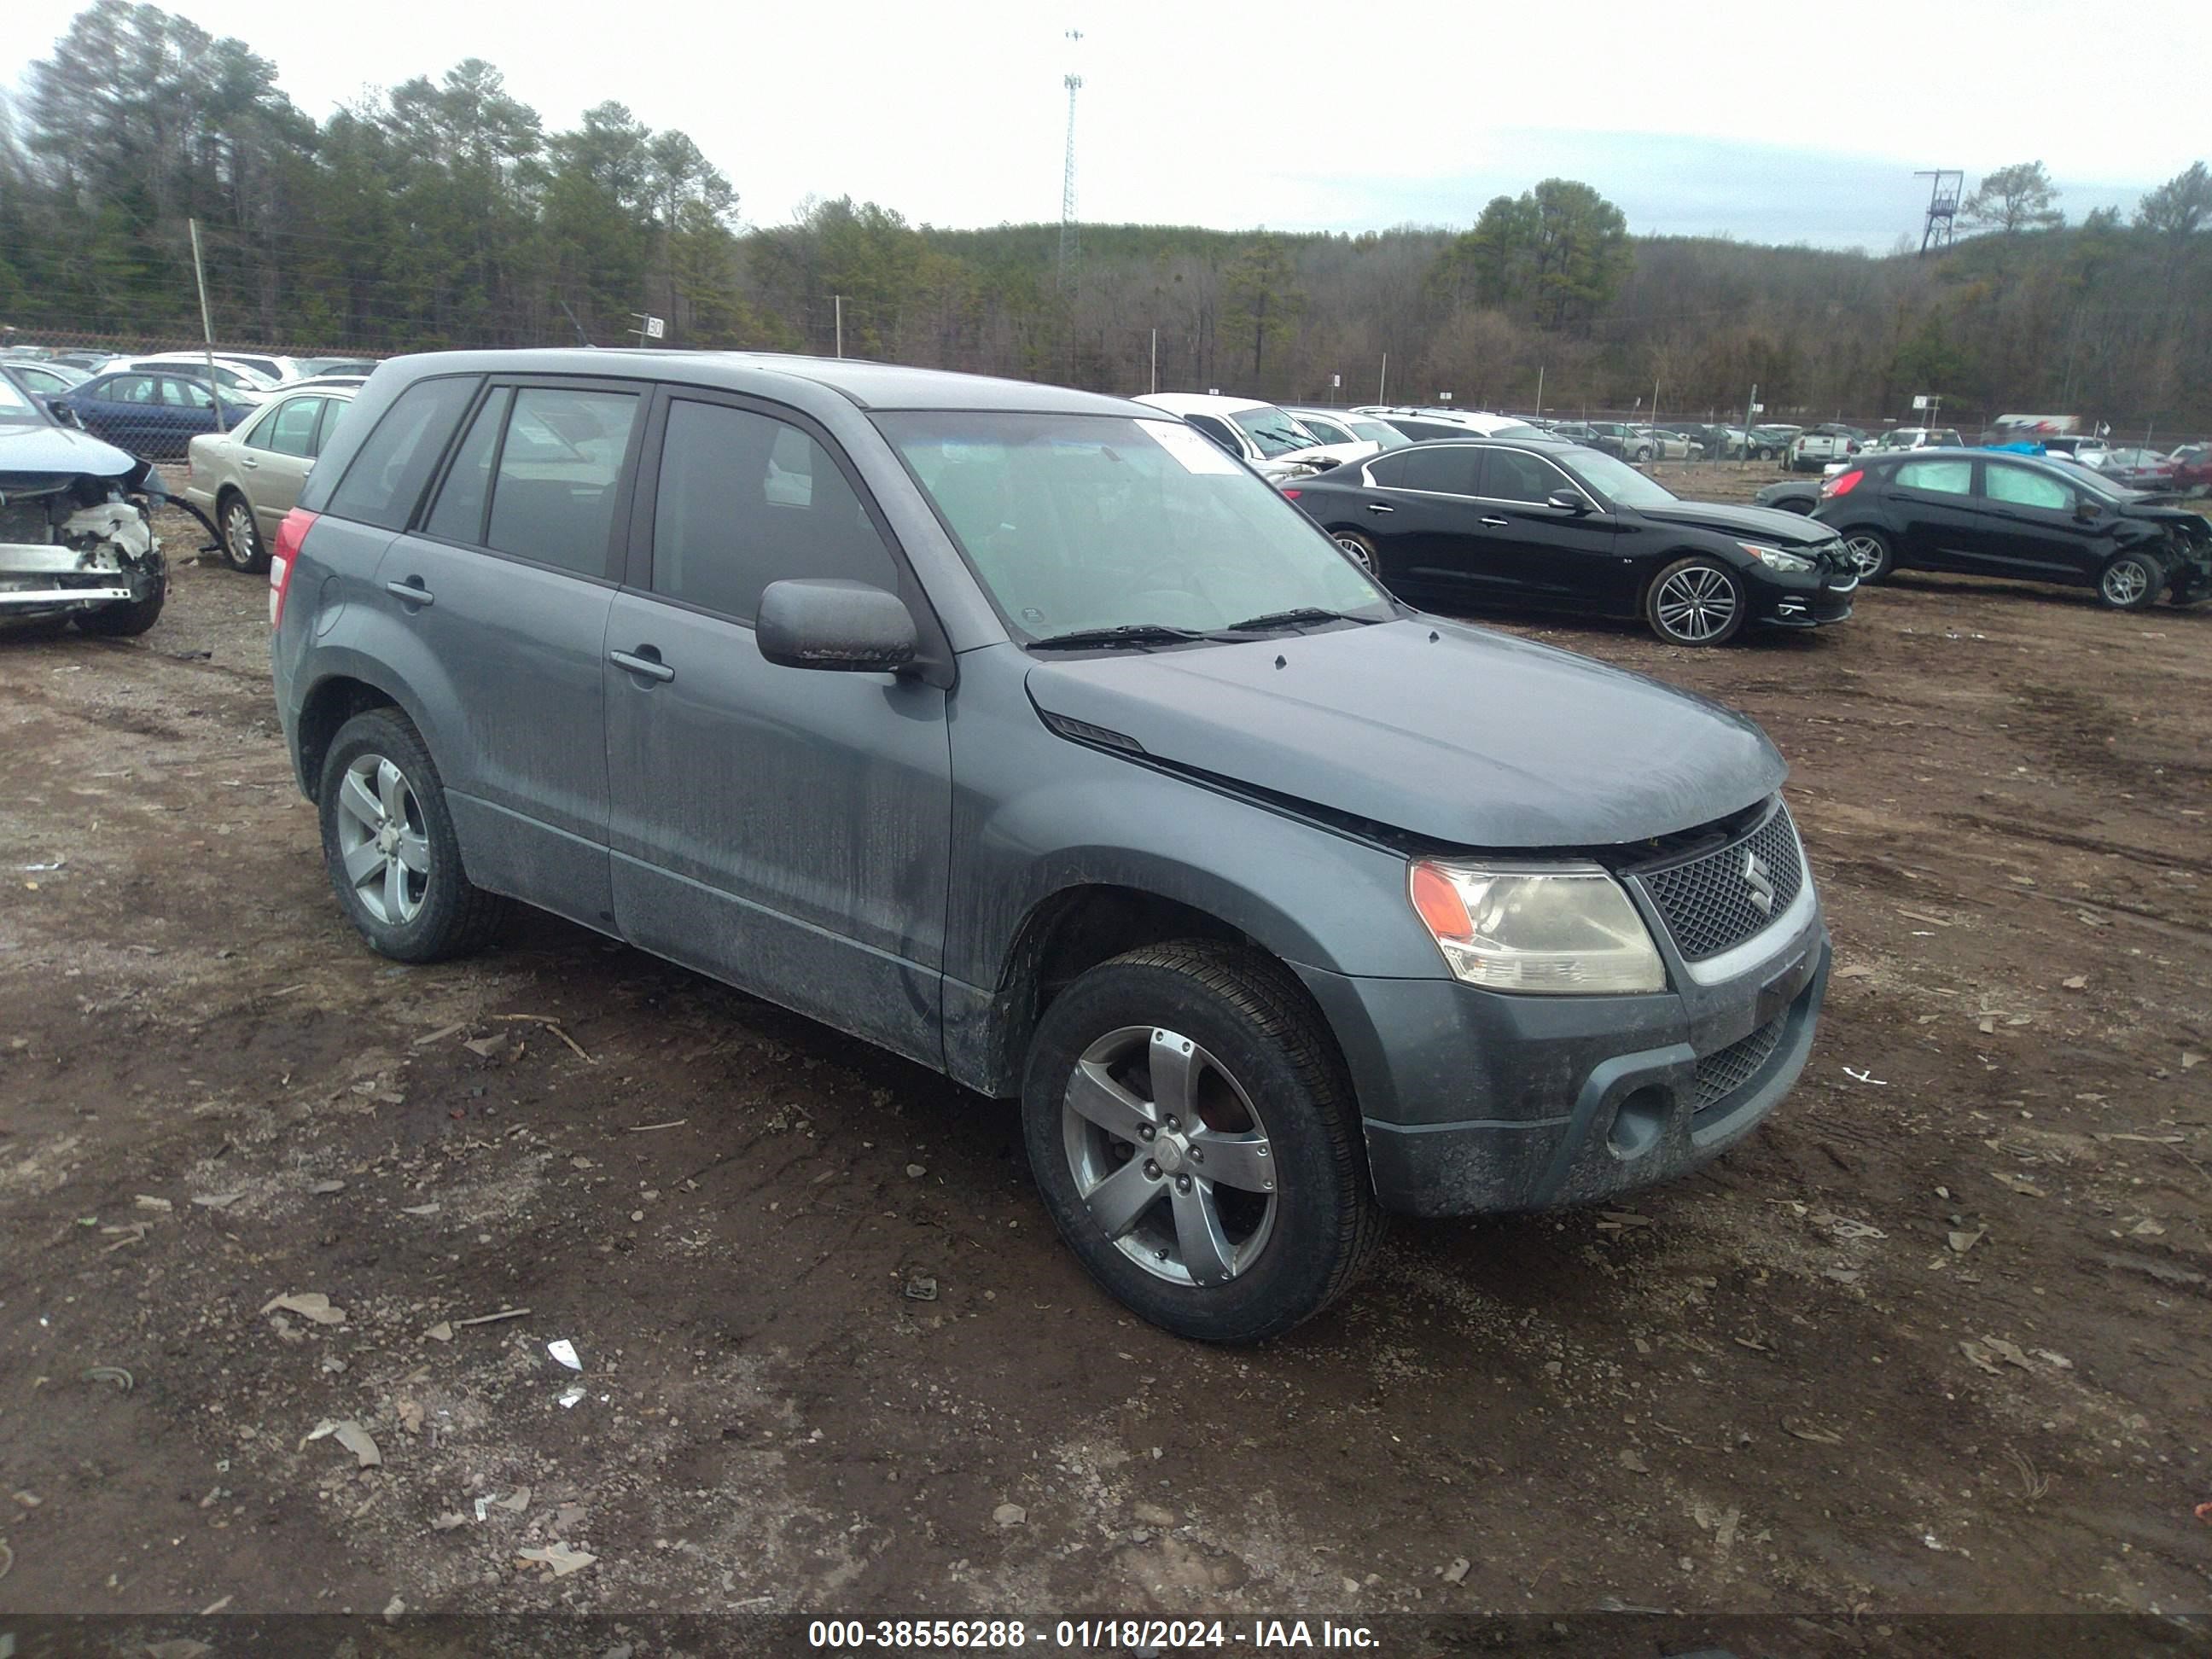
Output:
183,384,355,572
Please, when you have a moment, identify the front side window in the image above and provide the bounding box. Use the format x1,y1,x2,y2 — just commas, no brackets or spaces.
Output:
1982,464,2071,511
1558,448,1677,509
1896,459,1974,496
482,387,639,576
1371,445,1481,496
649,399,897,620
1486,447,1573,504
252,396,323,457
882,411,1392,641
326,375,482,530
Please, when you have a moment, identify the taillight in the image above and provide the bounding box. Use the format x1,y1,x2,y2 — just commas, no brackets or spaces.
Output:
1821,469,1863,498
270,508,316,628
1280,487,1302,499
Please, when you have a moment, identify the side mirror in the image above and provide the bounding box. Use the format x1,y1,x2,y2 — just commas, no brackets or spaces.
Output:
756,578,918,674
1545,489,1591,515
46,399,80,427
2073,498,2099,523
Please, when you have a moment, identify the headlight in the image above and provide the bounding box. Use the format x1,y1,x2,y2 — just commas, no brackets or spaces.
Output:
1740,542,1814,572
1408,860,1665,994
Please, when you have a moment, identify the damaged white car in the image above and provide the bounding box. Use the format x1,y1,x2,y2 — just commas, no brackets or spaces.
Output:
1,366,168,637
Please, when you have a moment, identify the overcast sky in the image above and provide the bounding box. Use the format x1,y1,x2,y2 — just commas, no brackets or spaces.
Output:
9,0,2205,248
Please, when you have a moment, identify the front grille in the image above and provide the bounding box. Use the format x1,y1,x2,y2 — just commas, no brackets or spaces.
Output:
1694,1016,1786,1111
1637,803,1804,961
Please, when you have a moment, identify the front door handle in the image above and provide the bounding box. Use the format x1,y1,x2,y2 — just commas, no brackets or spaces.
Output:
1365,502,1395,514
386,579,434,608
1480,516,1510,527
609,648,675,684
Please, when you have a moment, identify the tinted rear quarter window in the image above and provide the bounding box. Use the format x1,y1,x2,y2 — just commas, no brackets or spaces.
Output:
325,375,482,530
1373,445,1481,495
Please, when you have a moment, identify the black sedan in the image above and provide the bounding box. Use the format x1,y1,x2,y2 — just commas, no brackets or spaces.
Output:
1813,450,2211,609
1285,438,1857,646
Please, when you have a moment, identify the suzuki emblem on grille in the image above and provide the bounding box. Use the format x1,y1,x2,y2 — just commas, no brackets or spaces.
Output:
1743,850,1777,915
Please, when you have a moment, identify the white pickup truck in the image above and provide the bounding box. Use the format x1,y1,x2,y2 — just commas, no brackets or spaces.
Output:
1788,426,1862,473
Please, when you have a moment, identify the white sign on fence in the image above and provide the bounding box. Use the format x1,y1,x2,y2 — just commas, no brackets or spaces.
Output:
1912,393,1930,410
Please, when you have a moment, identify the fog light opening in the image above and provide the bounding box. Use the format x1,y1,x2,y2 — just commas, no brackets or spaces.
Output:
1606,1086,1668,1158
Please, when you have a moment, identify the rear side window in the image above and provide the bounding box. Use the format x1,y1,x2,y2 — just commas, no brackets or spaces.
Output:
483,387,639,576
1983,464,2070,511
325,375,481,530
649,399,898,621
1372,446,1481,496
253,396,323,457
161,377,214,409
1895,459,1973,497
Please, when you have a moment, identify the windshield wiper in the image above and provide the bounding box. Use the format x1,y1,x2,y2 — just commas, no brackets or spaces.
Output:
1223,606,1369,633
1027,624,1219,650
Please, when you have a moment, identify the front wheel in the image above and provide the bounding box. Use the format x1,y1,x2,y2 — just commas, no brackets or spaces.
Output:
317,707,508,962
1646,556,1748,646
1332,530,1377,573
1021,941,1384,1343
73,564,167,637
2098,550,2164,610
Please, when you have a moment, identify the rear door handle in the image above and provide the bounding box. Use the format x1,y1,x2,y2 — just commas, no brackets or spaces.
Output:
241,456,259,469
1365,502,1394,514
1480,516,1510,527
386,579,434,608
609,648,675,684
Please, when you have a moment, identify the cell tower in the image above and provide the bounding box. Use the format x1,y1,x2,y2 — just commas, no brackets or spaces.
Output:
1914,169,1963,255
1059,29,1083,282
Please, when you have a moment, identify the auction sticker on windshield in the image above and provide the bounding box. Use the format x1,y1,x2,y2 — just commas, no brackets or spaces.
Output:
1139,419,1241,474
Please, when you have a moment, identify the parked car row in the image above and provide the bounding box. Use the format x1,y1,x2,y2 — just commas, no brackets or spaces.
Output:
0,346,383,460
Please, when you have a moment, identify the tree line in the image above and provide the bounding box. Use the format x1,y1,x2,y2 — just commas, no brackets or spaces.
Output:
4,3,2209,431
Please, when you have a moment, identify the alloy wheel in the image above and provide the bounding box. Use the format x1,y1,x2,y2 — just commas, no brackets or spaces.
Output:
223,499,259,564
334,753,431,925
2100,559,2150,607
1653,566,1739,643
1060,1025,1278,1289
1334,535,1372,570
1842,536,1888,578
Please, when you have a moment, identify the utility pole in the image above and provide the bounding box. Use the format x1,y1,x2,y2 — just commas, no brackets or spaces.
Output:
1534,364,1544,422
188,218,226,434
834,294,844,359
1378,352,1388,404
1740,382,1759,468
1149,327,1157,395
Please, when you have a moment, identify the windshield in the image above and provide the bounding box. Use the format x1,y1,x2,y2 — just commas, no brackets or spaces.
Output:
2045,458,2126,500
1231,405,1319,457
1563,447,1681,509
882,411,1394,641
0,374,44,422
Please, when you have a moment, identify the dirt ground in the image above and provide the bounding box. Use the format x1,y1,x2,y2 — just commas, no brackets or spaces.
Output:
1,465,2208,1636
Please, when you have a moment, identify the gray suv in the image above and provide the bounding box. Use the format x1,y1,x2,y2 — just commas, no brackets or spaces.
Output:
270,351,1830,1342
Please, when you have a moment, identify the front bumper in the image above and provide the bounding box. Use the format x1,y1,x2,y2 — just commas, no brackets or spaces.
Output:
1298,877,1829,1217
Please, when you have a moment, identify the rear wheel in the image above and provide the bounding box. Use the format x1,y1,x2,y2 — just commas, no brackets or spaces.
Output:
1646,557,1748,646
2098,550,2163,610
218,489,267,573
1332,530,1377,573
1021,941,1383,1343
317,707,508,962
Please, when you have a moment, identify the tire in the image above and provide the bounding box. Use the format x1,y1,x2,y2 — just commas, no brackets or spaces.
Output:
317,707,508,963
217,489,268,573
73,564,167,637
1634,445,1655,463
2098,550,2164,611
1837,528,1894,583
1646,556,1749,646
1020,940,1384,1343
1332,529,1377,573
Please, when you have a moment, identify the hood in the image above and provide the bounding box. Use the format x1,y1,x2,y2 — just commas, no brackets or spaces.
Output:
1633,499,1840,547
0,420,144,494
1282,439,1378,468
1024,618,1784,848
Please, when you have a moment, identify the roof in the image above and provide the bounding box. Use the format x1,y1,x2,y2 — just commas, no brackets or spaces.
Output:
366,348,1150,416
1135,391,1272,416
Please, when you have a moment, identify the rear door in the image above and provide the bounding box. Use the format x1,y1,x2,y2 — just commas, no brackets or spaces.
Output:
1348,445,1487,598
602,388,952,1067
240,394,326,534
370,375,644,931
1968,459,2101,581
1884,456,1980,568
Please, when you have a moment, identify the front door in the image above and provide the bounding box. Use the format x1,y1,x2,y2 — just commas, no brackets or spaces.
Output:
1967,460,2103,581
604,390,953,1068
1456,445,1627,613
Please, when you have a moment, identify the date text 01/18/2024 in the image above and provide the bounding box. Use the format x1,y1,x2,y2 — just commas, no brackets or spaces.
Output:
806,1619,1380,1650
